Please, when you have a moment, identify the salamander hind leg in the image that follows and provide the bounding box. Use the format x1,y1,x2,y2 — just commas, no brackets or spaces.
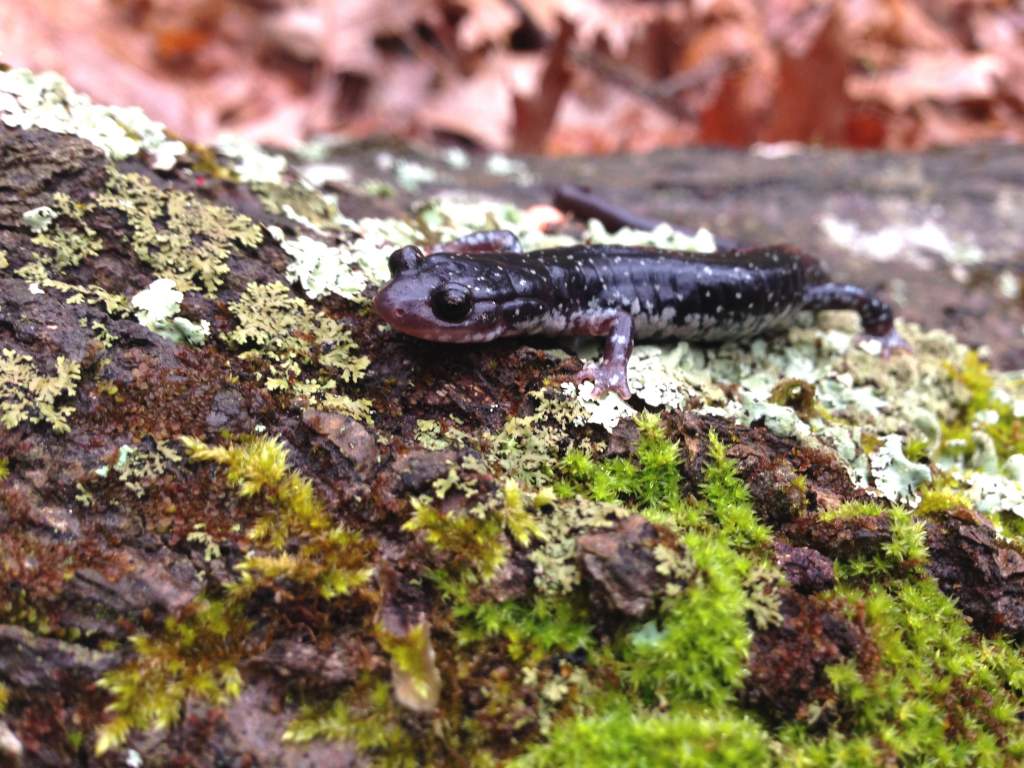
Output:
801,283,909,355
572,313,634,399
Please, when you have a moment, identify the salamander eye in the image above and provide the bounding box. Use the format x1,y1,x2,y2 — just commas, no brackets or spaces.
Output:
430,284,472,323
388,245,425,276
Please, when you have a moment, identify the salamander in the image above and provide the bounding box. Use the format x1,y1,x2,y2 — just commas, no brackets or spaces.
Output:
373,230,906,399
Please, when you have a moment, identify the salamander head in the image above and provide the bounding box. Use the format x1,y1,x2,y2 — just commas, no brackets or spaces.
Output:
374,246,543,343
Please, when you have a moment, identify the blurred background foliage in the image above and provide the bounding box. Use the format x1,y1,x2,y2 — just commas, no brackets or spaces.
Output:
2,0,1023,153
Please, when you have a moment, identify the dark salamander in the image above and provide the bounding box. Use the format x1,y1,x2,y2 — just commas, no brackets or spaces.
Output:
373,230,905,399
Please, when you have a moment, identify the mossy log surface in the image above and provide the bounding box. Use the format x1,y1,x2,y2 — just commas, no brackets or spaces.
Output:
2,69,1024,767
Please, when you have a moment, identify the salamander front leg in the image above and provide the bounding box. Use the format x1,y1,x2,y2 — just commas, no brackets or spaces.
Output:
430,230,523,255
573,313,634,399
802,283,909,355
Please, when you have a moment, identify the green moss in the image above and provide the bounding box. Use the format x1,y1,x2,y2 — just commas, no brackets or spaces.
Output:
441,583,595,664
0,681,8,714
95,597,248,755
404,478,548,581
622,532,753,708
783,577,1024,766
701,431,772,548
375,620,442,713
822,501,928,579
0,348,81,433
96,434,376,754
916,486,972,516
0,457,8,480
95,169,263,295
513,706,773,768
182,436,374,597
559,413,695,528
283,680,417,767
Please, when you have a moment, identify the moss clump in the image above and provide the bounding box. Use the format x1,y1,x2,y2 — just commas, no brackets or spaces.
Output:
513,706,773,768
375,620,442,713
405,477,548,581
443,584,595,664
622,532,755,708
0,348,81,433
96,434,375,754
558,412,693,528
820,501,928,579
95,597,248,755
223,281,370,411
779,578,1024,766
182,435,374,598
283,679,417,767
95,169,263,294
505,417,772,763
701,431,772,548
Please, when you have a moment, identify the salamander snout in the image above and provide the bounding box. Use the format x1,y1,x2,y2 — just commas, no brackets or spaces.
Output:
374,276,505,343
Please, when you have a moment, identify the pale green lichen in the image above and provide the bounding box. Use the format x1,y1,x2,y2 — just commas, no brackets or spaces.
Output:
528,497,629,596
32,276,131,316
96,170,263,294
282,235,372,303
21,192,103,274
0,67,186,166
820,214,985,269
223,281,371,415
131,278,210,345
102,441,182,498
868,434,932,506
0,349,81,433
22,205,58,233
375,151,438,191
214,134,287,184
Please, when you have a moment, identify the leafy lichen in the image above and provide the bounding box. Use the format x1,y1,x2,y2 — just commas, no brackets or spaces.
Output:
0,348,81,433
20,191,103,274
0,67,186,165
223,281,371,417
131,278,209,345
96,169,263,294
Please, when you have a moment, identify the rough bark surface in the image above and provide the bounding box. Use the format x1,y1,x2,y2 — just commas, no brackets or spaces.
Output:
0,113,1023,766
